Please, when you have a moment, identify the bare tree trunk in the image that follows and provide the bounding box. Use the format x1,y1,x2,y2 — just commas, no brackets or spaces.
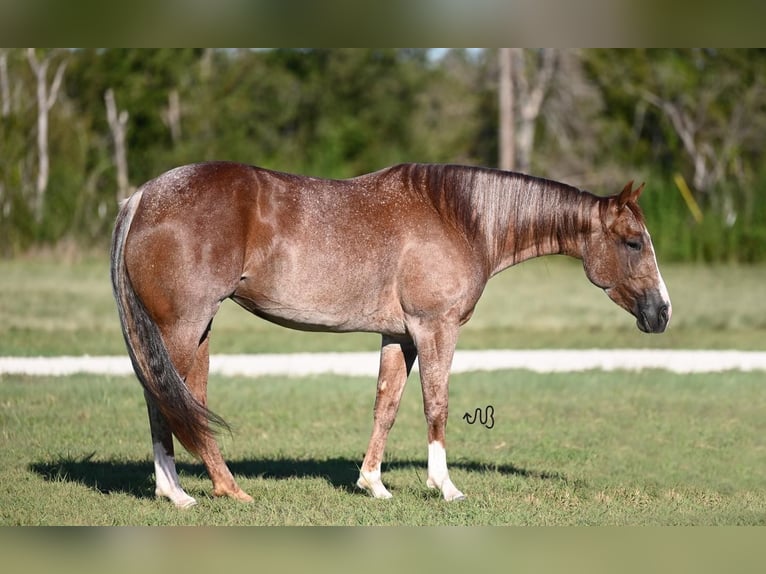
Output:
513,48,556,173
1,51,18,224
104,88,131,204
200,48,213,81
0,50,10,117
643,91,719,192
498,48,514,171
26,48,67,222
163,88,182,145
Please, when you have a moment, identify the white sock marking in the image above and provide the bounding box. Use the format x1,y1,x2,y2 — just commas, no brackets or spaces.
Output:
153,442,197,508
427,441,465,501
357,465,393,499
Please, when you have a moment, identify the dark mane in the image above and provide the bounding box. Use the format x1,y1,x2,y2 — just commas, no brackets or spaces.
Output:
404,163,598,268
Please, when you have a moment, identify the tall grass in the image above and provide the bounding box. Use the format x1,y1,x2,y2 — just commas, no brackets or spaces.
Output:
640,173,766,263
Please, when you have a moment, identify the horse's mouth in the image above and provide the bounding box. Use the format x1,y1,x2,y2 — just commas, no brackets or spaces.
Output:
636,300,670,334
605,287,671,334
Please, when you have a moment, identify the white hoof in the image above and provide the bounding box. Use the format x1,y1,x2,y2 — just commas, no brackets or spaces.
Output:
157,488,197,509
357,471,393,499
445,491,466,502
427,476,465,501
173,495,198,509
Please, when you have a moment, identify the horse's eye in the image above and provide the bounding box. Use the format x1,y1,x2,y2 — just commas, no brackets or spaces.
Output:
625,239,643,252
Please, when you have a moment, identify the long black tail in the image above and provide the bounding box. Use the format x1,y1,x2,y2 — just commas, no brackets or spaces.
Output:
110,191,229,455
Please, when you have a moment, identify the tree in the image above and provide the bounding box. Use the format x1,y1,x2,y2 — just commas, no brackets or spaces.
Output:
641,49,766,200
513,49,557,173
0,50,10,118
408,48,485,165
498,48,514,170
104,88,131,203
532,49,608,185
26,48,67,222
495,49,557,173
1,48,766,261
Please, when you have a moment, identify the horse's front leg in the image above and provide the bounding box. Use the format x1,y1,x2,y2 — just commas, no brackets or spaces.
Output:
357,335,417,499
412,322,465,501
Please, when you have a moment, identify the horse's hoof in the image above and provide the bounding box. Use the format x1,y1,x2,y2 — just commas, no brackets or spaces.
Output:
157,487,197,509
173,496,198,509
356,476,393,499
230,490,254,503
214,486,254,503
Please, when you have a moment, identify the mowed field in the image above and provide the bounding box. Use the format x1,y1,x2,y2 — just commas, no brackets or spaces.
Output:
2,370,765,525
1,257,765,525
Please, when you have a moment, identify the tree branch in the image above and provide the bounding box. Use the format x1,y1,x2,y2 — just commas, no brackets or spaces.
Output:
25,48,67,221
0,50,10,117
47,60,67,111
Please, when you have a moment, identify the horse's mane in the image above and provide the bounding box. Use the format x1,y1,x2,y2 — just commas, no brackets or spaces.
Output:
404,163,599,267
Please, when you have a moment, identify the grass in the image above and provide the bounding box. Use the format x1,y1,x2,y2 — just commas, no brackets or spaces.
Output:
2,369,765,525
1,255,766,355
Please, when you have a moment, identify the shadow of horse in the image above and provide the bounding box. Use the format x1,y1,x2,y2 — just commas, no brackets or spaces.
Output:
29,454,570,500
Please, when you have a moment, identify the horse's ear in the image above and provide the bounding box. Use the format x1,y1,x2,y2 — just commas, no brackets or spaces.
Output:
617,181,645,209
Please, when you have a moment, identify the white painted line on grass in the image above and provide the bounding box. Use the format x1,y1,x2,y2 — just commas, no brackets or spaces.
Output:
1,350,766,377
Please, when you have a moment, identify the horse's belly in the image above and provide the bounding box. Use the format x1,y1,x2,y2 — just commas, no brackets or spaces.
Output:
231,279,405,335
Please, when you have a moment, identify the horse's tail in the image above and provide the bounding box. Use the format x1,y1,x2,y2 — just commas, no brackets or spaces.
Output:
110,190,229,456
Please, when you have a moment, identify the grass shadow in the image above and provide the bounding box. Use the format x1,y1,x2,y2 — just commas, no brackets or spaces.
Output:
29,452,156,500
30,455,570,500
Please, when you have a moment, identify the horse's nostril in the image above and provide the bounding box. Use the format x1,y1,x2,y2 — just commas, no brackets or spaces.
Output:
659,304,669,323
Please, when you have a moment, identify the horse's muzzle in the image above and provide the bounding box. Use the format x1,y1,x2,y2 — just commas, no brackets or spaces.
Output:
636,291,671,334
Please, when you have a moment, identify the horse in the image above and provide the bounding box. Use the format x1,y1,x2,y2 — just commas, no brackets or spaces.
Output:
110,161,671,507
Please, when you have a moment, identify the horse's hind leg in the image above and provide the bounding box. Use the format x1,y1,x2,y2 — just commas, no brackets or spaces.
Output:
357,336,417,499
145,391,197,508
182,328,253,503
152,316,252,505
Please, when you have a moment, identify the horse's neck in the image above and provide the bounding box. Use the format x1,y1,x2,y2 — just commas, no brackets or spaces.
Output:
403,164,599,277
488,179,599,277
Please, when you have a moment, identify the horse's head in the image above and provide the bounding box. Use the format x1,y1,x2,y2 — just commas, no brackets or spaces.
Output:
582,181,671,333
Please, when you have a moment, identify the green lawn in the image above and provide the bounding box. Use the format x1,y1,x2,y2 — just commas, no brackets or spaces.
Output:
1,369,764,525
1,256,765,355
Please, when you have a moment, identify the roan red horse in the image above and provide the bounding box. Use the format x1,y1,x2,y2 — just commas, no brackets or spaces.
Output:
111,162,671,507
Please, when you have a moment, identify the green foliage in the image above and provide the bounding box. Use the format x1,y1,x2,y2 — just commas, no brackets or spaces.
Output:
1,48,765,261
637,172,766,264
579,49,766,262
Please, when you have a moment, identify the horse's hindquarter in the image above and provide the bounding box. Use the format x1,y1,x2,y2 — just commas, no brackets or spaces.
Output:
124,163,255,326
235,166,485,335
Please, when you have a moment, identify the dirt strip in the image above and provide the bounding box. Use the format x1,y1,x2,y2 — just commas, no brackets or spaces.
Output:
2,349,766,377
